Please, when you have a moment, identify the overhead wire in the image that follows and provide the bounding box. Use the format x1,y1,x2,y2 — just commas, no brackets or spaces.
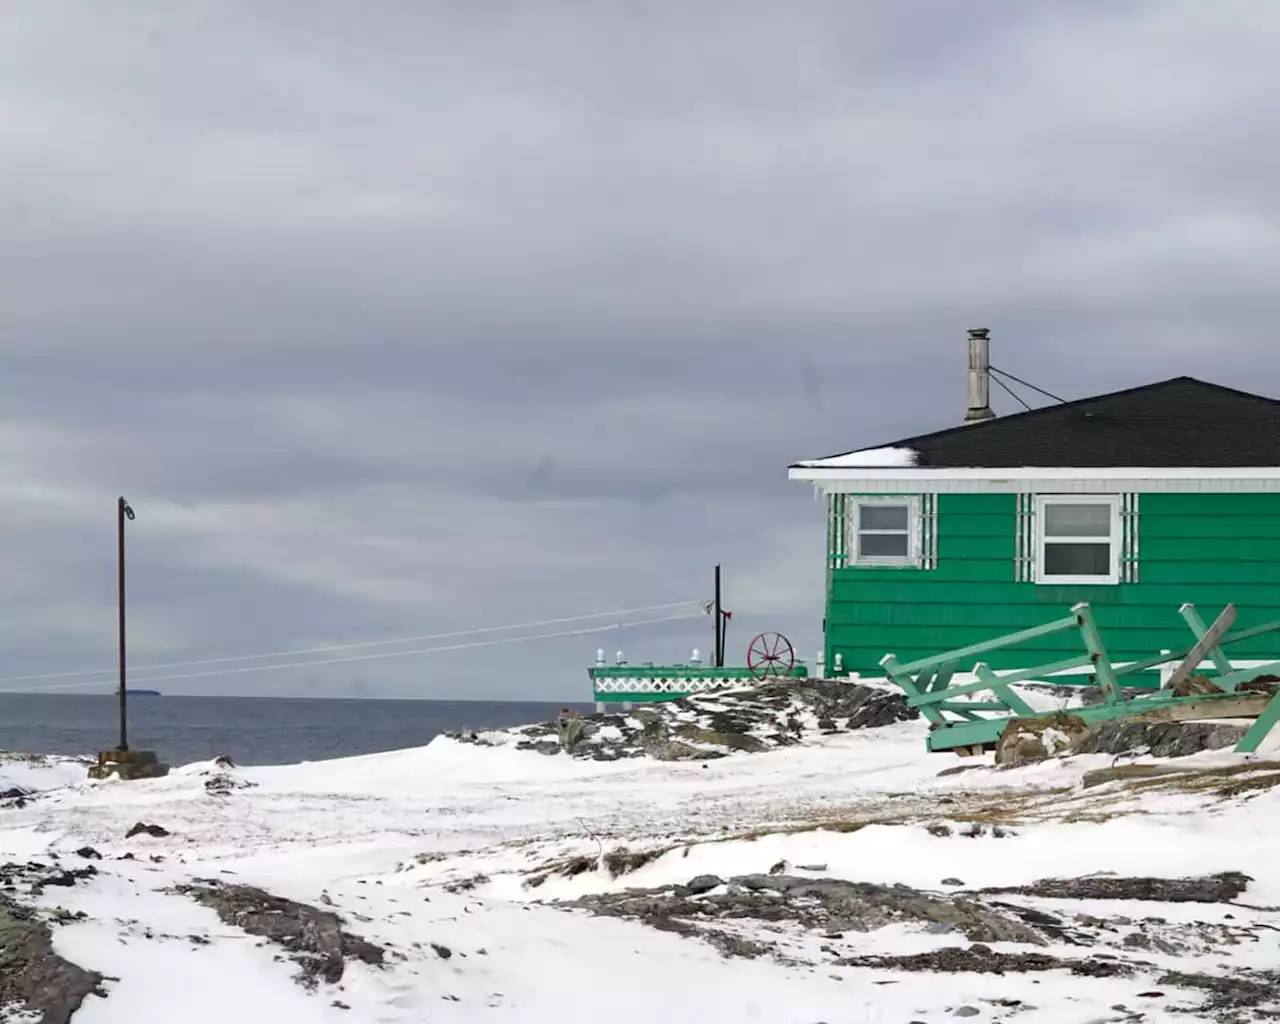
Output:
0,610,704,693
0,599,701,686
987,369,1033,412
988,365,1067,405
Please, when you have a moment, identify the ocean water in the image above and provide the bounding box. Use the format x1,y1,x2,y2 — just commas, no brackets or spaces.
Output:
0,692,593,767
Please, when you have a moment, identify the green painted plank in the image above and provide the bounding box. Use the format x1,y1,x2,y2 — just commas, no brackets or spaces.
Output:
970,654,1094,687
892,613,1081,675
1142,516,1280,540
1236,690,1280,753
1210,659,1280,693
934,536,1018,560
936,494,1018,515
1137,562,1280,585
593,692,686,702
1140,494,1280,516
829,576,1280,607
1177,604,1237,677
1075,604,1120,703
1141,537,1280,561
829,624,1247,653
829,602,1280,630
923,691,1240,752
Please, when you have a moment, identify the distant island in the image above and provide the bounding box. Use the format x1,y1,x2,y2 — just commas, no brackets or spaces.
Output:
128,689,162,696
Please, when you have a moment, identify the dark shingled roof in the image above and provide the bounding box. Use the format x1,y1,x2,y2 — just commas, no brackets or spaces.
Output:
801,376,1280,469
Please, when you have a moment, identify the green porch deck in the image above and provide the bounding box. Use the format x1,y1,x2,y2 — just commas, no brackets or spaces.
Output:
880,602,1280,755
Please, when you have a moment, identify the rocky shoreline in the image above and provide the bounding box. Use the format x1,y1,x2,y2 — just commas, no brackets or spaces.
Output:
448,679,918,760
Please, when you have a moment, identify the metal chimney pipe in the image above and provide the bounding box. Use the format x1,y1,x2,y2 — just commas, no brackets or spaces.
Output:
965,327,995,423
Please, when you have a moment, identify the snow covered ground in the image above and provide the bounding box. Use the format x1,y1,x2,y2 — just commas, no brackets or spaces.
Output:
4,715,1280,1023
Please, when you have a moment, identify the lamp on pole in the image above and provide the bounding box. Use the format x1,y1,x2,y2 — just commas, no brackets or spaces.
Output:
117,496,135,752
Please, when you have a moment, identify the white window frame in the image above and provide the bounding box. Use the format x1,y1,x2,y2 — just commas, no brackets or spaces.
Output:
850,495,921,567
1034,494,1122,585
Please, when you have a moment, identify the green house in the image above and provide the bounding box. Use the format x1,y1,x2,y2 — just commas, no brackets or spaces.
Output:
789,330,1280,687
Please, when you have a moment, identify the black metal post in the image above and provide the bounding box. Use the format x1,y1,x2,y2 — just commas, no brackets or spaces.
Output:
713,564,723,668
117,496,131,752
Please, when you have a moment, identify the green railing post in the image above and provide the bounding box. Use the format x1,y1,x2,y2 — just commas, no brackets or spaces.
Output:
1178,603,1237,679
973,662,1037,717
1236,687,1280,754
1073,603,1121,705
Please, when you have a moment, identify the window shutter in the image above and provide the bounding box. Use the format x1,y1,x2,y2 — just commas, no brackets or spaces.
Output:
1121,492,1140,582
920,493,938,569
1015,492,1035,582
828,494,848,570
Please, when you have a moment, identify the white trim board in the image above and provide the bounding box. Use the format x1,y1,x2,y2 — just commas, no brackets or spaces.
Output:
791,467,1280,494
790,466,1280,480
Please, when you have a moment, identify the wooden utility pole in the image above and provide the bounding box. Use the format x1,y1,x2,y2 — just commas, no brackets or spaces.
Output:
117,496,134,752
713,564,723,667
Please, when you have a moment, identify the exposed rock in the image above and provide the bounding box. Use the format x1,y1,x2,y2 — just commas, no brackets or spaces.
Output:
1076,721,1247,759
978,871,1252,904
1172,674,1224,697
836,943,1135,978
175,880,385,989
671,724,768,753
1158,969,1280,1016
557,874,1050,952
448,680,916,761
0,862,105,1024
0,894,106,1024
0,786,33,809
1072,685,1152,706
204,772,259,796
994,711,1090,767
685,875,723,895
994,710,1248,766
0,860,98,897
125,821,170,839
1238,675,1280,696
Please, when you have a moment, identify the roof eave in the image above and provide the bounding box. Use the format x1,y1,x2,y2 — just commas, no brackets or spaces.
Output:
790,465,1280,484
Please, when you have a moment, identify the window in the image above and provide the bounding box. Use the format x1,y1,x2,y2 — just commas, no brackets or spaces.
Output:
851,496,920,566
1034,495,1121,585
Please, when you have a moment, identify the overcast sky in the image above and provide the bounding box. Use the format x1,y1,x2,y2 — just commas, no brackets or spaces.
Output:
1,1,1278,701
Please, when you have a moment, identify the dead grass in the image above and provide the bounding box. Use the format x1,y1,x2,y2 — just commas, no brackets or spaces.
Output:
1113,760,1280,800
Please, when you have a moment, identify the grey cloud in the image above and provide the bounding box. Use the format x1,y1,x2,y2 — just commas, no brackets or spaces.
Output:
0,1,1279,699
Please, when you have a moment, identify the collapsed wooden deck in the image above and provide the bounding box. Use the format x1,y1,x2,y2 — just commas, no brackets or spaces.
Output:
880,602,1280,755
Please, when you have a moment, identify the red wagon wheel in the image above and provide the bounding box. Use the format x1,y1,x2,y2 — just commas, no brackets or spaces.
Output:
746,631,796,680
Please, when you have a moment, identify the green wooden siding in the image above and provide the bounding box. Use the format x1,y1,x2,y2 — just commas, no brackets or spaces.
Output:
825,492,1280,679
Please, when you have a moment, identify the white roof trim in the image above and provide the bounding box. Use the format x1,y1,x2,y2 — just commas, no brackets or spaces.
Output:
790,465,1280,482
790,469,1280,495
